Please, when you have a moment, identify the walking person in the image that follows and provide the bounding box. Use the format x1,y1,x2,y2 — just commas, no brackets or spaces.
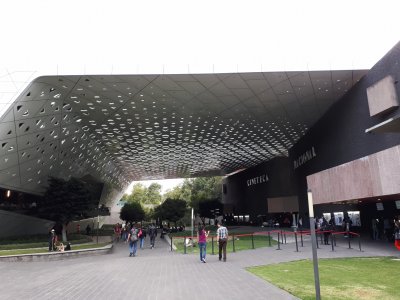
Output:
114,223,121,243
197,225,210,263
127,224,139,257
216,222,228,262
138,226,146,249
148,223,157,249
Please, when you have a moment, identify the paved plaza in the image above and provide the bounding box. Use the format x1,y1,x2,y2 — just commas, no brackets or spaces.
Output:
0,233,399,300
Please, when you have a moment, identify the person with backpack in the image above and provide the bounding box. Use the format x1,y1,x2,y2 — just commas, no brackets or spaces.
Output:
127,224,139,257
148,223,157,249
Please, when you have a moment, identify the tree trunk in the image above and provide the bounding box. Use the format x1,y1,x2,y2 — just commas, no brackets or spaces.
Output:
62,223,68,242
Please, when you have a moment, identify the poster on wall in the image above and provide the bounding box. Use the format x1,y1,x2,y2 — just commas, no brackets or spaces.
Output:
348,211,361,226
323,213,331,222
334,212,344,226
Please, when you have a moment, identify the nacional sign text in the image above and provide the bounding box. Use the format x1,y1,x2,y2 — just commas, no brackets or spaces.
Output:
294,146,316,169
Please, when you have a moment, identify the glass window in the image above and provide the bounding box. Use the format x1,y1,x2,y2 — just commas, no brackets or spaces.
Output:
334,212,344,226
323,213,331,222
348,211,361,226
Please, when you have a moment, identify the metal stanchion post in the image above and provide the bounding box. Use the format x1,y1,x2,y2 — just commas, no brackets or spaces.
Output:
308,190,321,300
184,236,187,254
295,232,299,252
284,231,287,244
212,236,214,255
171,236,173,251
251,234,255,249
232,234,235,252
348,234,352,249
331,234,335,251
277,233,281,250
268,232,271,247
300,231,304,247
359,235,362,252
316,232,319,249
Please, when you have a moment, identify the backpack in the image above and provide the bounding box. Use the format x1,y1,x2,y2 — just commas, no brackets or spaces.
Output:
138,229,142,238
130,229,138,242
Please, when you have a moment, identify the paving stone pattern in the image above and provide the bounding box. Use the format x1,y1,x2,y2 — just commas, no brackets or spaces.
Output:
0,232,398,300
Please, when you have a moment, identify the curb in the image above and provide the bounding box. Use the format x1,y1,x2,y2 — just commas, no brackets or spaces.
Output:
0,244,113,262
164,235,177,251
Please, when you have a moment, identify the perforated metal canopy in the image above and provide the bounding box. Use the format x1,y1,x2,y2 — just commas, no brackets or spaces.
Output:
0,70,366,199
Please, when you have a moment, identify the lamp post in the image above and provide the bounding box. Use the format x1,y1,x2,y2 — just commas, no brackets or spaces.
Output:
191,207,194,252
97,205,101,244
308,189,321,300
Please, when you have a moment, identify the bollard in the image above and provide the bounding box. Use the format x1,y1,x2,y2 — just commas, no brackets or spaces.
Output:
184,236,187,254
170,236,173,252
300,231,304,247
280,230,284,244
284,231,287,244
276,232,281,250
268,231,271,247
212,236,215,255
316,232,320,249
334,234,337,246
251,234,255,249
358,235,362,252
232,234,236,253
295,232,299,252
320,231,323,244
331,234,335,252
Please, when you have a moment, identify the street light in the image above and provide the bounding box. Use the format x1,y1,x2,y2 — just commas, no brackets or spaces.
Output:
308,189,321,300
97,204,101,244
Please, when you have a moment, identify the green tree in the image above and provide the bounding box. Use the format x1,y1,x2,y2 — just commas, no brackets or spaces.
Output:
189,177,223,210
39,177,95,242
146,183,162,204
126,183,147,203
120,202,145,223
156,198,187,226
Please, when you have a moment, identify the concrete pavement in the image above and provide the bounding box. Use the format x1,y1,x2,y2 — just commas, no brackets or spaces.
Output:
0,231,398,300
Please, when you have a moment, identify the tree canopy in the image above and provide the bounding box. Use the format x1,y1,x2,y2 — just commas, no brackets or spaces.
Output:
146,183,162,204
39,177,95,223
123,182,162,205
155,198,187,226
163,176,223,210
120,202,145,223
39,177,96,241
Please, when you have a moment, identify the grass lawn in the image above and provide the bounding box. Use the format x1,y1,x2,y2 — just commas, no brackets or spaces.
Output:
173,234,276,254
0,234,93,250
0,242,111,256
248,257,400,300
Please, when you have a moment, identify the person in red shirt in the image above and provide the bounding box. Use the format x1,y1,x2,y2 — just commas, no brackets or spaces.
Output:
197,225,210,263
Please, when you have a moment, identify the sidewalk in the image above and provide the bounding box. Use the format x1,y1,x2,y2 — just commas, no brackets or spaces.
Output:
0,232,398,300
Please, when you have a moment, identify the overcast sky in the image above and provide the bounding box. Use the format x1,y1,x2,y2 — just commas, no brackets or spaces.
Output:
1,0,399,191
1,0,399,74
